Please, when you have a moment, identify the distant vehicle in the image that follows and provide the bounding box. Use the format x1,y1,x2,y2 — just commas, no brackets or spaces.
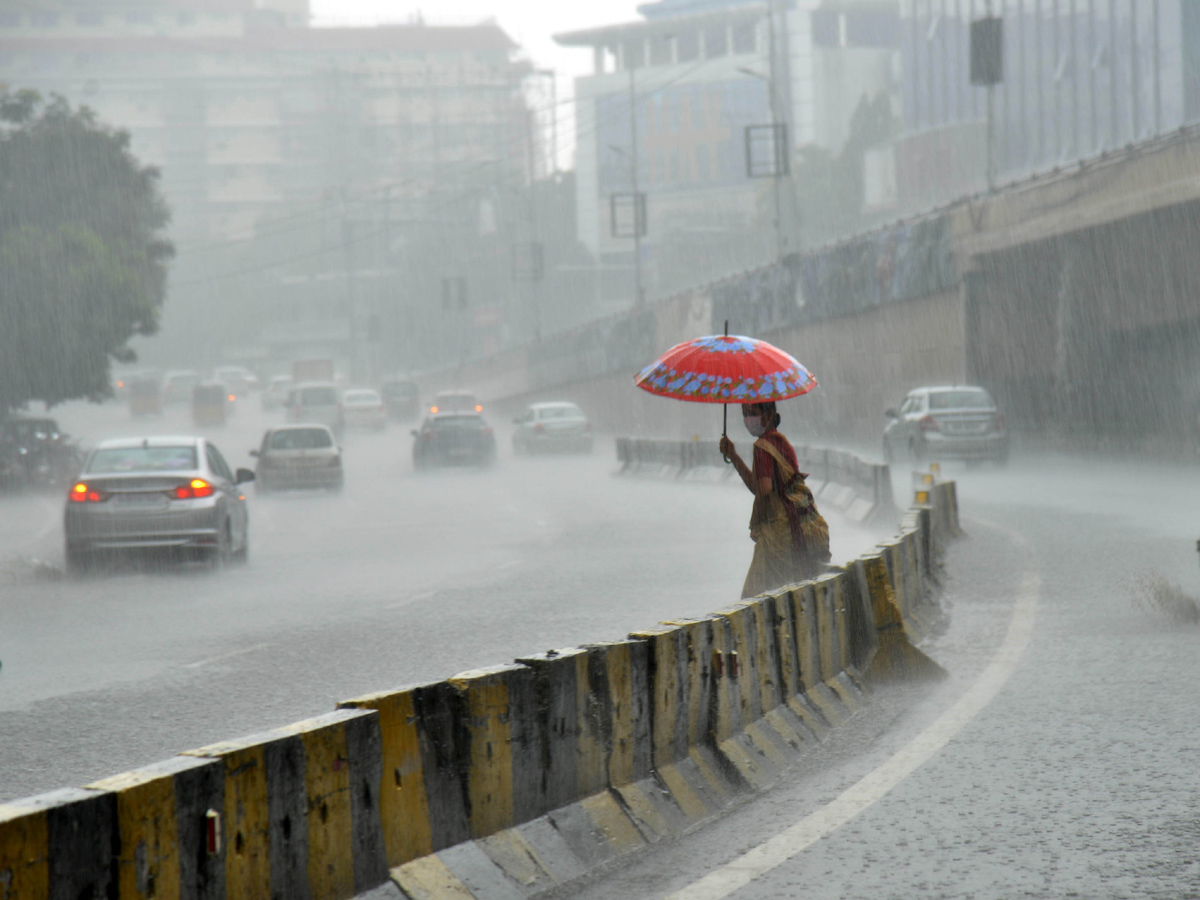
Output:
0,415,83,489
64,435,253,572
286,382,343,434
128,372,164,418
162,370,201,405
412,412,496,469
379,378,420,422
252,425,343,494
261,375,294,411
512,402,593,455
341,388,387,430
430,390,481,415
192,382,231,427
292,358,334,385
211,365,259,401
883,385,1009,465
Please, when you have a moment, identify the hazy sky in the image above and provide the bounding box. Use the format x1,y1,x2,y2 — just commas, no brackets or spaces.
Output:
310,0,641,82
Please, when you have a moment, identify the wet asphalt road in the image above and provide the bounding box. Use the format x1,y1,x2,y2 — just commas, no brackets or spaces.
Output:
570,456,1200,900
0,400,884,802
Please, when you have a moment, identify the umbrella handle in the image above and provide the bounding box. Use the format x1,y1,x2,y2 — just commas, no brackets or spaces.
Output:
722,403,731,464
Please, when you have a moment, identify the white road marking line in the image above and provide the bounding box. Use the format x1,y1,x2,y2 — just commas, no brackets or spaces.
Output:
182,643,272,670
667,522,1041,900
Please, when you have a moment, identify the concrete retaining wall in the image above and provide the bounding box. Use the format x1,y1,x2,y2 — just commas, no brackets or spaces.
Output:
0,465,958,900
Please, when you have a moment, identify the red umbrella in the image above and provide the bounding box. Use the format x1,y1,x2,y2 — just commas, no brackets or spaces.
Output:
634,322,817,455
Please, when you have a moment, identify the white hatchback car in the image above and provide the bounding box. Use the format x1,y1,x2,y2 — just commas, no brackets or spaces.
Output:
341,389,387,430
252,425,343,493
286,382,343,435
883,385,1009,465
512,402,593,454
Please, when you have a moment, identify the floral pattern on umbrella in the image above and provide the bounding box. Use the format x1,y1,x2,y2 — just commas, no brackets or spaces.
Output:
634,334,816,404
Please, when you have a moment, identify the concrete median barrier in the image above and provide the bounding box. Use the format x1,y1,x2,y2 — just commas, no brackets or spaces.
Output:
0,455,960,900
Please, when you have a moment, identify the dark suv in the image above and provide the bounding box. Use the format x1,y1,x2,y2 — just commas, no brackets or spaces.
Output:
412,413,496,469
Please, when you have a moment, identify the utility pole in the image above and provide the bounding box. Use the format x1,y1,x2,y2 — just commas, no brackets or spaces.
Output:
629,65,645,306
765,0,785,260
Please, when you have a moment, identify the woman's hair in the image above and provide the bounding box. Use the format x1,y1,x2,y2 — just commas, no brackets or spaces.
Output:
743,401,782,429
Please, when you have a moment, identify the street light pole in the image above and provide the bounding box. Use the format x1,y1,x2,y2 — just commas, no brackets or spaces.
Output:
629,66,645,307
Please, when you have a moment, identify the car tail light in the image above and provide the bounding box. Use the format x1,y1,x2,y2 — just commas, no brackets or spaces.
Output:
583,420,592,432
430,405,439,414
69,482,108,503
474,405,483,413
228,394,236,402
534,423,545,434
481,426,494,437
173,478,215,500
918,415,939,432
329,456,341,467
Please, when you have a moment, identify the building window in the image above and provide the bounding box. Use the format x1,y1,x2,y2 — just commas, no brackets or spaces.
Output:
31,12,58,26
76,12,104,26
650,35,672,66
125,11,153,25
0,12,20,27
178,11,195,26
696,144,711,181
732,21,757,55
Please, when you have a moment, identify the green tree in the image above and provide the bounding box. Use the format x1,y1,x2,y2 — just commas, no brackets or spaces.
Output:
0,89,173,412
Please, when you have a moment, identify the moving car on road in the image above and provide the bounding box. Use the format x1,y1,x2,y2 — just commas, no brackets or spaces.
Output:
412,412,496,469
211,365,259,400
286,382,343,435
512,402,594,454
883,385,1009,465
252,425,343,493
430,390,481,415
341,388,387,430
64,436,253,572
380,378,420,421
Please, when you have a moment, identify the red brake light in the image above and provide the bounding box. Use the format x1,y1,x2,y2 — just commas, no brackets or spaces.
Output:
228,394,236,402
918,415,939,432
173,478,215,500
430,405,439,414
69,482,106,503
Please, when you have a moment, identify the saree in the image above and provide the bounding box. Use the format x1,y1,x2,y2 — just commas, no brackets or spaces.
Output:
741,432,831,599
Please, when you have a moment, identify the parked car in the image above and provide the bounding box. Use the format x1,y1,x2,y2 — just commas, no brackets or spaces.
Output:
380,378,420,422
341,388,387,430
162,370,201,405
192,382,231,427
412,412,496,469
252,425,343,493
883,385,1009,465
261,375,294,411
286,382,343,435
128,372,164,417
512,402,593,454
430,390,481,415
64,436,253,572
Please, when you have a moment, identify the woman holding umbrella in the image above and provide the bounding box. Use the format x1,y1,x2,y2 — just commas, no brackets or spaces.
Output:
720,402,830,597
635,326,831,598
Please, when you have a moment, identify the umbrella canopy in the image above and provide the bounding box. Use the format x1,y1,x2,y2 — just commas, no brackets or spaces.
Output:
634,333,817,404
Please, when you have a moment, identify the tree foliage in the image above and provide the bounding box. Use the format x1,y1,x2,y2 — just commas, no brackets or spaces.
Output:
0,89,173,412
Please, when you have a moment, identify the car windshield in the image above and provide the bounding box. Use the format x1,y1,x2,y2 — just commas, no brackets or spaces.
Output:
89,446,197,473
436,394,477,411
343,391,380,405
300,387,337,405
270,429,333,450
538,405,583,420
928,390,993,410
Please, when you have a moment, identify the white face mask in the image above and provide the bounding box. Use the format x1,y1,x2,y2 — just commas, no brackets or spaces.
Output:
744,415,766,437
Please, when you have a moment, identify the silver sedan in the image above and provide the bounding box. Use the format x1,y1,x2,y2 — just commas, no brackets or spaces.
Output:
63,436,254,572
